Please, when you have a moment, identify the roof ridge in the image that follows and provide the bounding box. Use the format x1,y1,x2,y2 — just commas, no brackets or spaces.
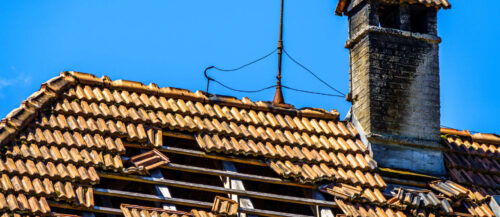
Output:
471,132,500,145
441,127,500,145
440,127,471,137
64,71,339,119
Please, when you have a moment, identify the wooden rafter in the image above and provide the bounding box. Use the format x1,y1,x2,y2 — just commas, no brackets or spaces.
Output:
124,143,268,167
97,172,338,208
221,161,257,217
92,188,315,217
163,163,315,189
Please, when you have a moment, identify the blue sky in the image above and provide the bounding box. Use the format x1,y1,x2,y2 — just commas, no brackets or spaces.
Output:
0,1,498,134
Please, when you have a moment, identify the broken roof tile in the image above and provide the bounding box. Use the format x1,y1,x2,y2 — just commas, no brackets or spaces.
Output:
211,196,238,216
129,149,170,172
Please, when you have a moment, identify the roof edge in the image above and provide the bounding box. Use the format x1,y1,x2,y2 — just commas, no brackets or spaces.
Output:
441,127,500,145
0,73,74,145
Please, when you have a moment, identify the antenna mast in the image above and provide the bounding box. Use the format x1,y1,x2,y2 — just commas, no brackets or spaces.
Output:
273,0,286,106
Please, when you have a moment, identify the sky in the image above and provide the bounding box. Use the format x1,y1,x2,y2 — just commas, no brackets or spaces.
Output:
0,1,498,134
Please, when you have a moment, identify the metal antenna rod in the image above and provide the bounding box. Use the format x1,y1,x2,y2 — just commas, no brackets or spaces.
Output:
273,0,286,106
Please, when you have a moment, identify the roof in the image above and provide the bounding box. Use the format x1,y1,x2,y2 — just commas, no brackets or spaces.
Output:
0,71,496,216
335,0,451,16
441,128,500,196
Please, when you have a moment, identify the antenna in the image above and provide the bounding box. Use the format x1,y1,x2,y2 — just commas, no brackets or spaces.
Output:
203,0,345,102
272,0,286,106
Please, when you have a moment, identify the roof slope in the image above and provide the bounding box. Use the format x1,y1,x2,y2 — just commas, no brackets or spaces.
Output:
441,128,500,196
0,71,382,215
0,72,495,216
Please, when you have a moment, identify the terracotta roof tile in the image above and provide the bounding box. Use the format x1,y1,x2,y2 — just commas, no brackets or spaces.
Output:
211,196,238,216
335,0,451,16
442,131,500,195
0,192,51,215
1,72,496,216
0,72,345,215
129,149,170,173
336,199,406,217
121,204,216,217
441,127,471,137
472,133,500,145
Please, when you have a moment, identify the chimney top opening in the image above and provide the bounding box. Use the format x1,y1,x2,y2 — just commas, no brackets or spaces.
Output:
377,4,401,29
410,4,429,34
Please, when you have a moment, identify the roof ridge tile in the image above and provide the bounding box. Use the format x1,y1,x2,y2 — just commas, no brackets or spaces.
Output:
440,127,472,137
64,71,339,120
472,133,500,145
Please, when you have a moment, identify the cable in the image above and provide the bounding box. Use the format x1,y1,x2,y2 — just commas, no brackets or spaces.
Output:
212,80,276,93
207,77,344,97
213,48,278,72
203,47,346,98
283,49,346,96
283,85,344,97
205,49,278,92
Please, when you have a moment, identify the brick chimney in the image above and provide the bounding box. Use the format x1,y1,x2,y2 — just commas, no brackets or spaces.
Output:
337,0,450,175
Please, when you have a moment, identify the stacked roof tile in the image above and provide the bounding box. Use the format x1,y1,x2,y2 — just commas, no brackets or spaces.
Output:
120,196,237,217
211,196,238,216
128,149,170,174
121,204,212,217
331,180,495,217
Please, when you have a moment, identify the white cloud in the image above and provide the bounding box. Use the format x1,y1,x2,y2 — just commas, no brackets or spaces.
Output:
0,73,33,89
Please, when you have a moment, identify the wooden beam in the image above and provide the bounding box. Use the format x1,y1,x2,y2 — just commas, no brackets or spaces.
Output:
239,207,314,217
124,142,268,167
312,190,335,217
163,163,315,189
151,169,177,210
98,195,116,217
94,188,213,208
161,146,268,166
162,131,196,140
221,161,257,217
49,201,123,215
98,172,338,208
381,176,428,188
138,143,177,211
93,188,315,217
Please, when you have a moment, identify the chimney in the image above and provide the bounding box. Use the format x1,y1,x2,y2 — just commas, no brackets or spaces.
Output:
337,0,450,175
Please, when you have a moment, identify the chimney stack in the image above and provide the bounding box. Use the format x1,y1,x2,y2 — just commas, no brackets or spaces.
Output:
337,0,450,175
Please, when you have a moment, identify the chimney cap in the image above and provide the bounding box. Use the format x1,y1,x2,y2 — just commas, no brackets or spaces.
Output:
335,0,451,16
